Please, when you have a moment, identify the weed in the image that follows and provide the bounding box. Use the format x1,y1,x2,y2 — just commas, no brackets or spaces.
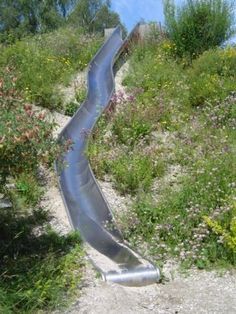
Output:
64,87,87,116
65,101,80,116
109,153,161,195
112,109,152,146
76,87,87,103
10,173,43,208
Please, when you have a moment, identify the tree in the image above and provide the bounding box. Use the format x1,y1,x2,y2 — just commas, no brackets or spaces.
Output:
68,0,122,33
58,0,76,18
0,0,124,43
92,3,121,32
0,0,73,41
164,0,235,59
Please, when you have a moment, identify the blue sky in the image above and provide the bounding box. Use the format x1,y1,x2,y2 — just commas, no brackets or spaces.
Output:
111,0,184,31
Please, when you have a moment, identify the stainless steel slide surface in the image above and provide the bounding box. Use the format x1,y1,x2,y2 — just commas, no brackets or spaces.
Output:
56,26,160,286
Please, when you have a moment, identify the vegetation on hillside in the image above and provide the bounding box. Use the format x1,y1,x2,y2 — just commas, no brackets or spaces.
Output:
0,1,123,312
1,0,236,312
88,1,236,270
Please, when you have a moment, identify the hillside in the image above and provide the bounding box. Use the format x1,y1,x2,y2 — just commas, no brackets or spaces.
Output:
0,25,98,313
0,0,236,312
89,41,236,271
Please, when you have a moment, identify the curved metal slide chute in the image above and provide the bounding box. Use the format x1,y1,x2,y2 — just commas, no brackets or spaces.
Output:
56,26,160,286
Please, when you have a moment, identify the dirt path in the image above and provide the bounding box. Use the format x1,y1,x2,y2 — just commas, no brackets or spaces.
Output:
66,265,236,314
46,63,236,314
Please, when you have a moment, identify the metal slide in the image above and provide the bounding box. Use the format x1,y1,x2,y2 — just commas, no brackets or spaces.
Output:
56,26,160,287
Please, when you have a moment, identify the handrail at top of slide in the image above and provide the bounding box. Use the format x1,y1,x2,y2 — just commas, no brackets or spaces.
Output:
56,24,160,287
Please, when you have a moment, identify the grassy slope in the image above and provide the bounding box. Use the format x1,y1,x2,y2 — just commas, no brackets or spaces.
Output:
88,40,236,270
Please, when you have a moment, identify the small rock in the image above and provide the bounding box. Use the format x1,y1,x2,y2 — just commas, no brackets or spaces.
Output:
0,198,12,209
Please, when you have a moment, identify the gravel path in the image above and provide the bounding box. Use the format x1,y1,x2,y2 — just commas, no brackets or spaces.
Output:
45,63,236,314
66,265,236,314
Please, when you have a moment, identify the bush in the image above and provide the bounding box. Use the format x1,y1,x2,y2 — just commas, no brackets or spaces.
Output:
0,105,57,182
0,71,59,184
204,215,236,252
75,87,87,103
123,41,190,112
164,0,235,59
88,35,236,270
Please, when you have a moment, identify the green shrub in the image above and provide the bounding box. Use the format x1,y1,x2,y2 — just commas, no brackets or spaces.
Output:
123,41,190,113
189,72,222,106
0,70,60,213
0,72,59,182
204,214,236,252
0,104,57,182
164,0,235,59
88,36,236,270
86,116,112,179
36,27,101,71
0,40,67,109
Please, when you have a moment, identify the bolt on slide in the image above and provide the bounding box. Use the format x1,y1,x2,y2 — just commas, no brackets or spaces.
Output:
56,25,160,287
